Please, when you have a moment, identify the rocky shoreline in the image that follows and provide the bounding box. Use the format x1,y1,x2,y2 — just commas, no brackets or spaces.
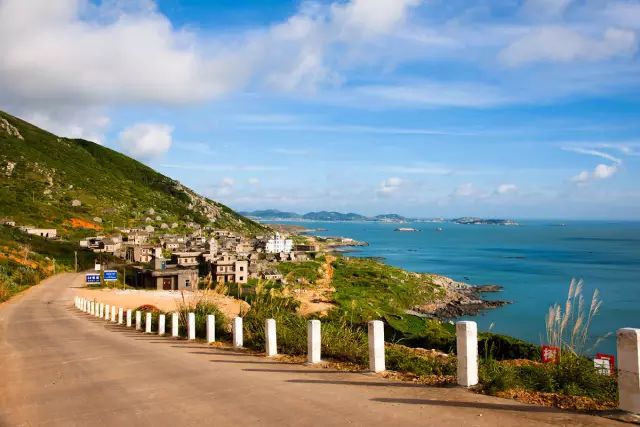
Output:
412,275,510,319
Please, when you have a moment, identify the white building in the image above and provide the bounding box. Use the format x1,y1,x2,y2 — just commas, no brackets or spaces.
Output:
265,233,293,254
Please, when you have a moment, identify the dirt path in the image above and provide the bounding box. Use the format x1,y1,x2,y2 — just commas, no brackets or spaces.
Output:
296,254,337,316
0,272,625,426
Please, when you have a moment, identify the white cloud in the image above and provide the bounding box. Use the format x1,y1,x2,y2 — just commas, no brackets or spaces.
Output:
23,108,110,144
571,163,619,184
208,177,235,197
522,0,574,20
377,177,403,196
356,82,511,108
500,26,637,67
562,146,622,163
497,184,518,194
248,177,260,185
118,123,173,159
330,0,422,39
453,182,479,198
0,0,245,106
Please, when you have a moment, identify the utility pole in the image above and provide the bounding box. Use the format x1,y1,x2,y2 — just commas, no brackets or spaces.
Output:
52,258,56,274
74,251,78,272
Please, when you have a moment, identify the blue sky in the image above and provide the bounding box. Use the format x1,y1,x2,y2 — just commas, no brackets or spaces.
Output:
1,0,640,219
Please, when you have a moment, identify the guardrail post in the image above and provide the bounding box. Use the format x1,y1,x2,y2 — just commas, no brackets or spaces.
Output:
135,311,142,330
145,312,152,333
90,301,95,315
617,328,640,414
233,317,243,348
206,315,215,343
265,319,277,357
126,309,132,327
456,321,478,387
368,320,385,373
158,314,166,335
111,306,117,322
104,304,110,320
307,320,321,364
188,312,195,340
172,312,179,337
118,307,124,325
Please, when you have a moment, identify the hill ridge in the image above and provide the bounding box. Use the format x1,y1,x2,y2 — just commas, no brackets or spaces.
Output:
0,110,267,238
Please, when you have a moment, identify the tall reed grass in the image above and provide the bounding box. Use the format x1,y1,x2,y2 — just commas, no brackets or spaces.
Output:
545,278,605,355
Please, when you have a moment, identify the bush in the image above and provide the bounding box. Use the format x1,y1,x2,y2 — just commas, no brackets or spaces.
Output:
175,298,230,341
479,354,618,402
386,344,456,376
320,319,368,365
244,292,307,354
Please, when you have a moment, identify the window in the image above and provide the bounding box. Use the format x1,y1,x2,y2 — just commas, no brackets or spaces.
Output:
239,266,244,271
239,276,243,281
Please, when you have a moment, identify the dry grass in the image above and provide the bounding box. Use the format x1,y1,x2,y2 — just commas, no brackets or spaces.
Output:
545,278,607,355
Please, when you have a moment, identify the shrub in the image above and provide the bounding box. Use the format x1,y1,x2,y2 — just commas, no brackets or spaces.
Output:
320,319,368,365
175,296,230,341
244,292,307,354
386,344,456,376
479,354,618,402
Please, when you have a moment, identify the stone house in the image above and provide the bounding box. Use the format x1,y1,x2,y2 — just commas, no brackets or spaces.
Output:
210,253,248,284
170,252,201,267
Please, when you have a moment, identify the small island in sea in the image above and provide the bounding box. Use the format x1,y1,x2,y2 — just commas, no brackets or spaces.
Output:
395,227,419,232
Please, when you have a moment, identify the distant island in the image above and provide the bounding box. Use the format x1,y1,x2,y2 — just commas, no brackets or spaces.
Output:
241,210,519,226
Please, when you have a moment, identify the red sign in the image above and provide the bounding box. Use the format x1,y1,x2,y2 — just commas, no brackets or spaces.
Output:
596,353,615,367
595,353,616,376
541,345,560,364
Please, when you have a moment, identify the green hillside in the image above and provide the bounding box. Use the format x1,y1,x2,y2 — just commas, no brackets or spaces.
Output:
0,111,268,238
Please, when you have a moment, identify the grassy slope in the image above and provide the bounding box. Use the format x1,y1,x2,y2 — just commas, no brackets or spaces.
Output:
0,110,268,238
0,225,101,302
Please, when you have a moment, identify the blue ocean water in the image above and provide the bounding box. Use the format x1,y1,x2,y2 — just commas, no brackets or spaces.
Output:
276,220,640,355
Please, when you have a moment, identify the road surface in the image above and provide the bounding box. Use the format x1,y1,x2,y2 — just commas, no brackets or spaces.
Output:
0,273,624,426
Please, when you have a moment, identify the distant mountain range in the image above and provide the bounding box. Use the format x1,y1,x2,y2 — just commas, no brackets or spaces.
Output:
240,210,518,226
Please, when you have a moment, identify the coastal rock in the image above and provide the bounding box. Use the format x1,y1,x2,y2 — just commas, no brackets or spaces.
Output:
413,274,510,318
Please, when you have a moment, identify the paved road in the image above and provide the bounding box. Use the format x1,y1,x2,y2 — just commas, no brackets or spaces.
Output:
0,273,624,426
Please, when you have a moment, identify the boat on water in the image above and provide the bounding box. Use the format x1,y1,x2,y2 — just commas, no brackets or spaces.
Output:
436,227,443,232
394,227,419,232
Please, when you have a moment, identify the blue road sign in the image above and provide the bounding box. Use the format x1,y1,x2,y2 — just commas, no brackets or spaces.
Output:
104,270,118,281
86,274,100,284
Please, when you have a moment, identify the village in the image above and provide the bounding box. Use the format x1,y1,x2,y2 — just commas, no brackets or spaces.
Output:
0,215,326,291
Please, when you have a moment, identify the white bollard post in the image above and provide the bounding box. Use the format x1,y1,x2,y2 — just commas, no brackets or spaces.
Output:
206,315,216,343
307,320,322,364
187,313,196,340
111,306,117,322
126,309,132,327
233,317,243,348
118,307,124,325
172,312,179,337
104,304,110,320
135,311,142,330
145,312,152,333
456,321,478,387
368,320,385,373
265,318,277,357
617,328,640,413
91,301,95,315
99,303,103,318
158,314,166,335
82,299,86,312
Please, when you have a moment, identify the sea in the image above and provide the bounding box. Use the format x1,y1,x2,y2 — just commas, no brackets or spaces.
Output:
272,219,640,355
